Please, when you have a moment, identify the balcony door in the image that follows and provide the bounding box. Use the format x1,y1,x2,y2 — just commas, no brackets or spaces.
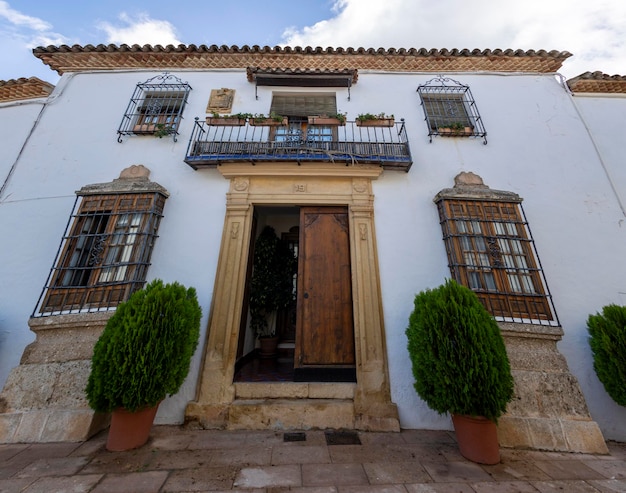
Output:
270,93,337,145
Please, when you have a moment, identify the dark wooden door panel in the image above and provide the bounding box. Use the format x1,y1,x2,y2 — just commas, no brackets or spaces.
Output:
295,206,355,368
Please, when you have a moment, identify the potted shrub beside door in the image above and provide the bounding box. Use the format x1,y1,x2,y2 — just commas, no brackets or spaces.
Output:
406,279,514,464
249,226,297,357
86,279,201,451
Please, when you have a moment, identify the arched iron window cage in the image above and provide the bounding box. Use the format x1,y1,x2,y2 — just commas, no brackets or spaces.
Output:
117,73,192,142
417,76,487,144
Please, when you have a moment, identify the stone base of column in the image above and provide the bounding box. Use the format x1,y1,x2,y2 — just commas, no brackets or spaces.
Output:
0,313,112,443
499,322,608,454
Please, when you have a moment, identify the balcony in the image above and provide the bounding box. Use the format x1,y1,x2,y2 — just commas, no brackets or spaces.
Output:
184,118,413,172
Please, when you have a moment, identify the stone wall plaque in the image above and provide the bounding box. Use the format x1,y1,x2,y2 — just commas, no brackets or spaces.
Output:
206,88,235,114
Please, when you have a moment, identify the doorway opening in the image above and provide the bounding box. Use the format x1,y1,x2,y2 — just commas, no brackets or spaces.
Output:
234,205,356,383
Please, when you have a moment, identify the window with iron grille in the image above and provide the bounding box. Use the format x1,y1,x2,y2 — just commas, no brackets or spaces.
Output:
417,76,487,144
35,185,168,316
117,73,192,142
436,197,557,324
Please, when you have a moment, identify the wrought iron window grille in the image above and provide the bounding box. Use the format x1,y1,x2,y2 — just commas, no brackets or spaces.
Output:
117,73,192,143
417,76,487,144
33,191,166,317
436,198,558,326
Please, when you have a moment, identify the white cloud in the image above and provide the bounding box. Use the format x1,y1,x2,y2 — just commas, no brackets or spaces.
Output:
0,1,51,31
0,1,69,48
97,12,181,46
282,0,626,78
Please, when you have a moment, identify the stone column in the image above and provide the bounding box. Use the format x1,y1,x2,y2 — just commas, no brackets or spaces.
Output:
350,179,399,431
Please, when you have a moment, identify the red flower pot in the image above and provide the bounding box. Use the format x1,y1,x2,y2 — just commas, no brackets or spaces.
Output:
106,404,160,452
452,414,500,464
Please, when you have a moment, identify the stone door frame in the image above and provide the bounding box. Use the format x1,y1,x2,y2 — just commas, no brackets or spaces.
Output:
186,162,399,431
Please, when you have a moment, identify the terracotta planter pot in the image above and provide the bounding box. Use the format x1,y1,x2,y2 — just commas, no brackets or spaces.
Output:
356,118,395,127
249,117,288,126
438,126,473,136
106,404,160,451
205,117,246,126
258,336,279,359
307,116,345,126
451,414,500,464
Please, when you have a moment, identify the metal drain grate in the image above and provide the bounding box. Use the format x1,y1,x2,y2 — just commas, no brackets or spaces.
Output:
324,430,361,445
283,432,306,442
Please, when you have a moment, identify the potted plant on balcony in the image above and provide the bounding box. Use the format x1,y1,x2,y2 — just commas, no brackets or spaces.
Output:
86,279,201,451
249,112,288,126
587,304,626,407
406,278,514,464
249,226,297,358
438,121,473,136
356,112,395,127
205,112,252,126
308,112,347,126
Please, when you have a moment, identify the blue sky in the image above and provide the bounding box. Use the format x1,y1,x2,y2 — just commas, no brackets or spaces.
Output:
1,0,625,84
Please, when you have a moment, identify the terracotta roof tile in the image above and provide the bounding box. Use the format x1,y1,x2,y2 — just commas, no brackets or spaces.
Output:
32,44,572,75
0,77,54,102
567,71,626,94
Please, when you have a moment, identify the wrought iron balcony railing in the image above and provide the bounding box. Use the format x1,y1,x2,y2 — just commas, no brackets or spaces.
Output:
184,118,413,172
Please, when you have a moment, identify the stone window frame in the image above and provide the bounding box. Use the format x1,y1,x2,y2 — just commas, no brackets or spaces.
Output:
435,172,558,325
34,166,169,316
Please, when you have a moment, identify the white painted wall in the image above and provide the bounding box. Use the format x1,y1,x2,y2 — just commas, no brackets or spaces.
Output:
0,68,624,439
0,97,49,385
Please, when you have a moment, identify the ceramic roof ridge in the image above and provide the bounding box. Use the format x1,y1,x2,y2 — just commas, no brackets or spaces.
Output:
32,43,572,58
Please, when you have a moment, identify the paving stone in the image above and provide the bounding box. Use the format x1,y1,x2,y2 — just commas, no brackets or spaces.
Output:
364,461,431,484
582,458,626,479
531,480,603,492
15,456,88,478
471,480,538,492
405,483,476,492
302,463,368,487
271,445,330,465
148,449,214,470
339,485,408,492
208,444,272,466
91,471,169,493
587,479,626,492
533,459,606,480
21,474,102,492
0,477,37,493
421,461,494,483
234,464,301,488
480,459,552,481
161,465,238,491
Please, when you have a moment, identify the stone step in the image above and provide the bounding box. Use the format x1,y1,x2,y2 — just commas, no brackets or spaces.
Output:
234,382,355,400
227,398,355,430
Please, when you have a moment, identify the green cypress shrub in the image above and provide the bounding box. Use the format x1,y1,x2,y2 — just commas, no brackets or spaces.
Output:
406,279,514,422
86,279,202,413
587,304,626,406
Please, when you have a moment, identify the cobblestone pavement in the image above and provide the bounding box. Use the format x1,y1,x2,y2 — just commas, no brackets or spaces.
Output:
1,426,625,492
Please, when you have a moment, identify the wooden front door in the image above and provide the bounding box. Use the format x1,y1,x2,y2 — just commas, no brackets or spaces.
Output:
294,206,355,374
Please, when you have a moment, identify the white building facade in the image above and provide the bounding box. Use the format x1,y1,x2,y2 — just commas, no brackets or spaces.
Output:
0,46,624,449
